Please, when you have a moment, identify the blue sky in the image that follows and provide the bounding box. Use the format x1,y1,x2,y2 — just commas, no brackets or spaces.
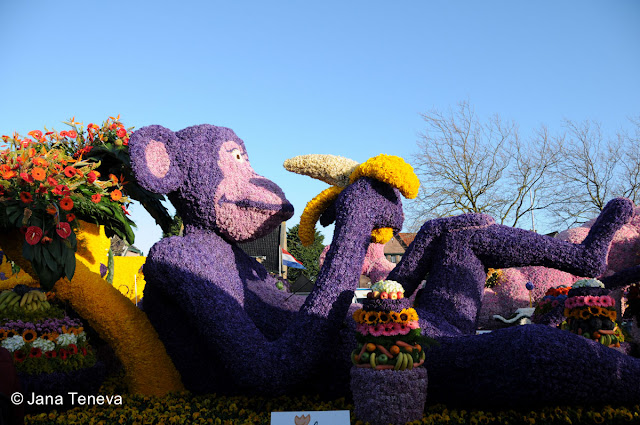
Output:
1,1,638,255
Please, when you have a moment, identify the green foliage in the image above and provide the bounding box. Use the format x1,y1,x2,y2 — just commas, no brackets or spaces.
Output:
162,214,183,238
286,224,325,283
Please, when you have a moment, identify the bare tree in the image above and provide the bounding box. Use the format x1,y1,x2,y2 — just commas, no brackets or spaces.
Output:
618,116,640,204
407,101,561,230
549,119,625,228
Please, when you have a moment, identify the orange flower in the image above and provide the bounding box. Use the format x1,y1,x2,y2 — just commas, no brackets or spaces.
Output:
91,193,101,203
33,157,48,167
31,167,46,181
110,189,122,201
28,130,43,140
46,204,57,215
68,130,78,138
109,174,118,184
20,192,33,203
60,197,74,211
1,170,16,180
28,148,36,158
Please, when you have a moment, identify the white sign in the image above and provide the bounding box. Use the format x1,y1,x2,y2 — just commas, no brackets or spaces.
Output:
271,410,350,425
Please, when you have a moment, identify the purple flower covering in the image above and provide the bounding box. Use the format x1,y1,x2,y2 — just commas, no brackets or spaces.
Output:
362,297,413,312
131,123,639,406
350,367,427,425
19,361,106,413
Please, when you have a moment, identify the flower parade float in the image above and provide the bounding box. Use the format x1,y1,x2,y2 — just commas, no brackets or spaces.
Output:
0,120,184,397
129,122,640,409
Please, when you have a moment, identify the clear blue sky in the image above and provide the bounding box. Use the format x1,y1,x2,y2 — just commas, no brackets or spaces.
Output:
1,1,638,255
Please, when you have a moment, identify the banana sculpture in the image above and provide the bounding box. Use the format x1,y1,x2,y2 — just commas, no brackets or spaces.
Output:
284,154,420,246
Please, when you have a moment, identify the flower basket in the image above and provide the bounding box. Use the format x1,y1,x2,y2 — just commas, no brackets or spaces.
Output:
350,366,428,425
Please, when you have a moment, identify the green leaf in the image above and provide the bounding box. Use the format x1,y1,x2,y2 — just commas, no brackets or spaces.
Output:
64,246,76,281
22,240,33,261
42,244,58,272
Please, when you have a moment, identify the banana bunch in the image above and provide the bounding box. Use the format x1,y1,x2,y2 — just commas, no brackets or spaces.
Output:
393,351,425,371
0,289,51,312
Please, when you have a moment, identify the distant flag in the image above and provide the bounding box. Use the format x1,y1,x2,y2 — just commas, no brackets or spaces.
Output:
282,248,305,269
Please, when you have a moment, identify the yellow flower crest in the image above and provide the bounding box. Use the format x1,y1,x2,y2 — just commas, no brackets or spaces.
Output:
349,154,420,199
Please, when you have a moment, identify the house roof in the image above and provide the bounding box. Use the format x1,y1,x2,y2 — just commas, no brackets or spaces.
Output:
396,233,416,249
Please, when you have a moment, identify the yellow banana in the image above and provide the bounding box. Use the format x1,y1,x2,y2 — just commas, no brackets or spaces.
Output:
6,294,21,308
394,353,403,370
0,293,19,310
19,293,29,308
369,352,377,368
406,352,414,370
400,352,408,370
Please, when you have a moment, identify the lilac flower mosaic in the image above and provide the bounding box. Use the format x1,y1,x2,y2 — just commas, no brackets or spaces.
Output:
130,123,639,406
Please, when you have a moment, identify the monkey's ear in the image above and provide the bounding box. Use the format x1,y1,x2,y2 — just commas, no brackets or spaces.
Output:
129,125,184,194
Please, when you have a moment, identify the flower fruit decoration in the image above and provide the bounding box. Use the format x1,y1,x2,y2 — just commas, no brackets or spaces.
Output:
0,119,135,290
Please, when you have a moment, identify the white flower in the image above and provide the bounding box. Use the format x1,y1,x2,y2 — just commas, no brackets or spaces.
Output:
56,332,78,347
573,278,605,289
77,331,87,342
371,280,405,294
32,337,55,352
1,335,25,352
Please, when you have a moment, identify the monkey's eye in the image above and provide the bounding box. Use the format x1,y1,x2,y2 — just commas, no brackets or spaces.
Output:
231,148,245,163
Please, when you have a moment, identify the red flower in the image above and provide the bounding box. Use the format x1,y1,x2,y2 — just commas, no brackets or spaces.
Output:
63,166,76,177
116,128,127,138
25,226,43,245
59,130,69,138
45,350,57,358
60,197,74,211
41,236,52,245
20,172,34,183
66,213,76,222
59,349,68,360
13,350,26,363
91,193,101,203
67,344,79,355
52,184,66,196
122,205,130,216
19,192,33,204
81,347,88,356
36,184,48,194
29,347,42,358
68,130,77,138
86,171,97,183
47,176,58,186
56,222,72,239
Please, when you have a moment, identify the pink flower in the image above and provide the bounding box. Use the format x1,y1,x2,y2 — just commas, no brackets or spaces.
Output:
551,300,559,307
407,321,420,329
356,323,368,336
575,296,585,307
370,324,385,337
565,298,574,309
584,296,596,307
382,324,395,337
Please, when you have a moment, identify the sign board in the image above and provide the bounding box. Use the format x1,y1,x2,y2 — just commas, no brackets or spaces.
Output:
270,410,350,425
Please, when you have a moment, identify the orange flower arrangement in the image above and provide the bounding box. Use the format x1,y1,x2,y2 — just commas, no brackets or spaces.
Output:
0,117,135,289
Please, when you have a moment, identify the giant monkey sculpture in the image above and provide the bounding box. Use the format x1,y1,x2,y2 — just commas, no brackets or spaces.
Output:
130,124,639,407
